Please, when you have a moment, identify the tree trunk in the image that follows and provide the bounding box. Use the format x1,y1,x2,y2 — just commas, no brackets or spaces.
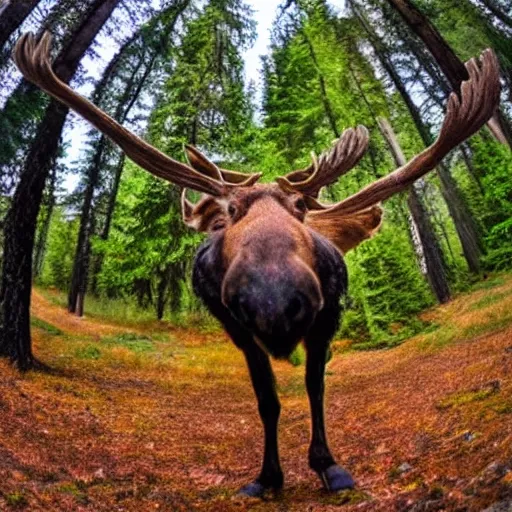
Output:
68,142,102,313
302,30,340,138
0,0,121,369
0,0,40,49
156,269,170,320
0,100,67,370
379,117,451,303
384,0,512,148
90,152,125,295
33,166,57,279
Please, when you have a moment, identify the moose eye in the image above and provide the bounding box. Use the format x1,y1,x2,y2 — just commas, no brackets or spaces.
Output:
294,198,307,213
210,221,226,232
227,204,237,217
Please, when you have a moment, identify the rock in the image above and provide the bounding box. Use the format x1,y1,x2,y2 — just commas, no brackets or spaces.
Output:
94,468,105,479
462,431,475,442
398,462,413,474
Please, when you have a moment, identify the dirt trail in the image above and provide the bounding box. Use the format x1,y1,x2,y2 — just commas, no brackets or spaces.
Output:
30,289,138,337
0,280,511,511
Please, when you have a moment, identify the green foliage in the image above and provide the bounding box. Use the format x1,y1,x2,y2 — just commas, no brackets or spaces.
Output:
288,344,306,366
341,221,434,348
39,207,78,290
472,139,512,270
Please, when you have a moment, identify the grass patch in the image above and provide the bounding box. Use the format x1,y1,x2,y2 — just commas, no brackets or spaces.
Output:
469,290,512,311
31,316,63,335
38,288,156,326
288,344,305,366
74,345,102,360
462,316,512,340
469,275,507,291
437,382,500,410
102,333,155,353
351,320,438,351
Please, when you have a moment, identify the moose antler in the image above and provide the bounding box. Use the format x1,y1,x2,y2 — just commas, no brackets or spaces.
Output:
184,145,261,186
308,48,501,217
13,32,256,196
276,125,369,198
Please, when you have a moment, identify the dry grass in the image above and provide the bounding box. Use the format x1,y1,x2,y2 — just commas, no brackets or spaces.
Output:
1,277,512,510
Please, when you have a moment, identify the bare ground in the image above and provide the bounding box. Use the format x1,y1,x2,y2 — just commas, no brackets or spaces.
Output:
1,278,512,511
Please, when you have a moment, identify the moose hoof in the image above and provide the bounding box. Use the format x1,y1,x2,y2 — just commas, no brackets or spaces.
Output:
237,480,281,498
319,464,355,492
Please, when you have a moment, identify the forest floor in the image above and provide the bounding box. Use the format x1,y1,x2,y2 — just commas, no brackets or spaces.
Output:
1,276,512,511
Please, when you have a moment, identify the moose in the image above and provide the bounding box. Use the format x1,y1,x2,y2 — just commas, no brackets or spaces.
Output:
14,32,501,497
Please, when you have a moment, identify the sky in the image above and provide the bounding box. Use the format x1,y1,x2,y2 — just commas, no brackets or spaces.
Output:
243,0,346,95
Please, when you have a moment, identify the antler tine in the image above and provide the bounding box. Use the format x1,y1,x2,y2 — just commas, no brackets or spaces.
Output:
313,48,501,217
184,144,262,187
13,32,226,196
276,125,369,198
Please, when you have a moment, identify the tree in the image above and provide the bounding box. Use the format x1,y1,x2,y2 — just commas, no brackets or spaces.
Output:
95,0,256,319
350,0,484,274
383,0,512,148
0,0,40,49
0,0,122,370
68,0,191,316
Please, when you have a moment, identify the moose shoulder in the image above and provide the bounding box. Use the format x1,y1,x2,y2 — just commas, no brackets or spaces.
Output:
13,32,501,497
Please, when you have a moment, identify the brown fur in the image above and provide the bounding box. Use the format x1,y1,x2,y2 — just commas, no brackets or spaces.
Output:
184,184,383,257
305,205,383,254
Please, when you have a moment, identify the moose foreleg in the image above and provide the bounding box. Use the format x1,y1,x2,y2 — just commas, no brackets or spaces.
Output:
238,341,284,497
305,339,354,492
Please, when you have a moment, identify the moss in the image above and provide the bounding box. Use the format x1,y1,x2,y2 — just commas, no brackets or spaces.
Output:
4,492,28,508
56,482,88,504
437,386,499,410
320,489,371,506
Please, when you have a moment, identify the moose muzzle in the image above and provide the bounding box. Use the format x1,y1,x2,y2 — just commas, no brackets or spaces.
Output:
222,252,324,358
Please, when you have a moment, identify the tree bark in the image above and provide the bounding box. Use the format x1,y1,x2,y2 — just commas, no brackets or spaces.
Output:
379,117,451,303
68,141,102,313
384,0,512,149
0,0,121,369
33,166,57,279
0,0,40,49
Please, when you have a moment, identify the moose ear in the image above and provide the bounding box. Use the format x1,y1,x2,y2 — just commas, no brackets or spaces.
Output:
305,204,383,254
181,190,227,233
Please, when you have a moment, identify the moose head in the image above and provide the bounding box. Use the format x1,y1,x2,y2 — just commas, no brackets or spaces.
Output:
14,32,501,497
